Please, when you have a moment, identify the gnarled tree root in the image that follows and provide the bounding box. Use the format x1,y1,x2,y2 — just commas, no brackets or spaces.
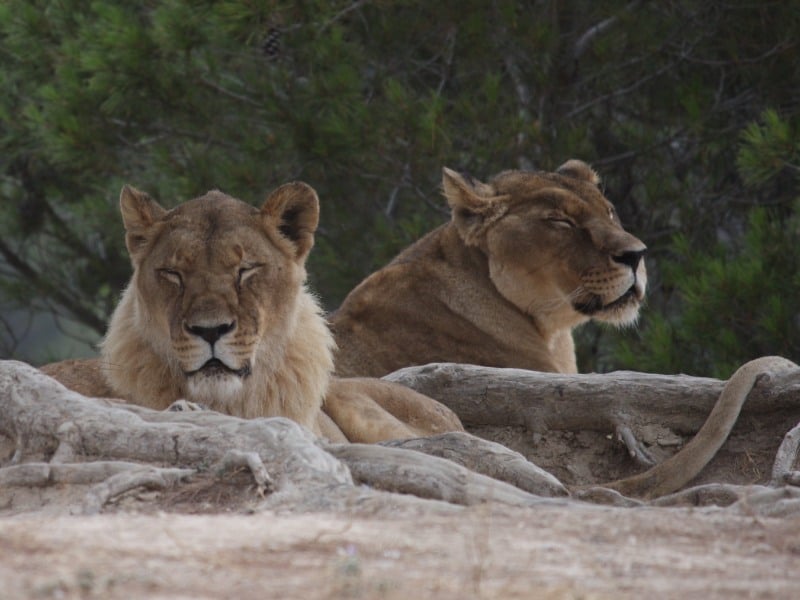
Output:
1,360,556,513
386,357,800,500
327,443,565,507
771,421,800,486
6,357,800,515
379,431,567,497
81,466,195,515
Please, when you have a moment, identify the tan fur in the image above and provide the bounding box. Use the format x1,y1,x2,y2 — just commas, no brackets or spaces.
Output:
95,183,333,432
331,160,647,377
325,378,463,443
42,183,463,443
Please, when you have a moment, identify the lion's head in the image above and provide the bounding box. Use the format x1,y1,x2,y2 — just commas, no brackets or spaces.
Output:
442,159,647,333
100,182,334,429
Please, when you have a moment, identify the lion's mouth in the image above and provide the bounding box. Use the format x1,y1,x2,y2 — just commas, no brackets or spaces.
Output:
574,284,640,316
186,358,252,378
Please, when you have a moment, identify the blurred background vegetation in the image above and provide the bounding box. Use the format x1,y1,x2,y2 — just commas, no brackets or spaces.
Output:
0,0,798,377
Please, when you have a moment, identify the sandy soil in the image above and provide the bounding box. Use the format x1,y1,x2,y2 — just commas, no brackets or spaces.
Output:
2,496,800,599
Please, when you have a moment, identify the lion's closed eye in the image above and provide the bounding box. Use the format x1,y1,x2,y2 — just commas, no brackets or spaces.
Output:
237,264,262,286
158,268,183,287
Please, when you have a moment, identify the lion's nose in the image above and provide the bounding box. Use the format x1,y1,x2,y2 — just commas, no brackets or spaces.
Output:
613,249,646,271
185,321,235,345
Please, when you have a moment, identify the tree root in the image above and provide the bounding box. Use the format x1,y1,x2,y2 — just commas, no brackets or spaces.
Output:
771,421,800,485
571,486,644,507
214,450,274,496
615,425,655,467
81,466,195,515
730,486,800,518
0,360,351,515
384,363,728,432
650,483,763,508
326,443,566,507
0,461,161,487
6,358,800,517
0,361,562,514
387,358,800,500
379,431,567,497
385,361,800,434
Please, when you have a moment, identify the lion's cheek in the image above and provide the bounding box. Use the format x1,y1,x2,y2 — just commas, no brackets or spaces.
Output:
487,257,577,321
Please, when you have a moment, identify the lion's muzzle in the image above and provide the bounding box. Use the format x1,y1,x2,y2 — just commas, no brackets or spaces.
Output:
180,318,253,378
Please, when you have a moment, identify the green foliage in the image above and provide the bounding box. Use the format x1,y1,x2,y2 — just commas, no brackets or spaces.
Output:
617,206,800,378
737,109,800,186
1,1,799,373
616,110,800,377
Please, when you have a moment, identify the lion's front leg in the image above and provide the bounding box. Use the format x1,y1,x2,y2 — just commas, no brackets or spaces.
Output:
323,377,464,443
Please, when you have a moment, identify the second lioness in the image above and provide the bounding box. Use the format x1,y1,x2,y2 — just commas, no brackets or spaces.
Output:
331,160,647,376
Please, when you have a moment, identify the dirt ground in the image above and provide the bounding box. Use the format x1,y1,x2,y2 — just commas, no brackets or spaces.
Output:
2,496,800,600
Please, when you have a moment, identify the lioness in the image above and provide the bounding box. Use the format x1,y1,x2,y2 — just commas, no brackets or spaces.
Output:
330,160,647,376
42,183,462,443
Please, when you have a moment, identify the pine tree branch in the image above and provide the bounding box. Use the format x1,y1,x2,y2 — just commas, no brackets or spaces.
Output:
573,2,642,61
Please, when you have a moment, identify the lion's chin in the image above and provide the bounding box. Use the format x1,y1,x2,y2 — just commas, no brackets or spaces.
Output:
185,373,245,406
183,358,252,406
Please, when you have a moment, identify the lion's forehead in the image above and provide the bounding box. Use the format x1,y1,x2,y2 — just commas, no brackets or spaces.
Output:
152,196,296,269
160,225,270,263
491,172,613,216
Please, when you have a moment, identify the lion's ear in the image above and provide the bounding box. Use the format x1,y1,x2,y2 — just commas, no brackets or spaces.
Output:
442,167,507,245
261,181,320,261
556,159,600,186
119,185,167,257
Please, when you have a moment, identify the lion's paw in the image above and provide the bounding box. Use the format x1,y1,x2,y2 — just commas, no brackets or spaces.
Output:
166,399,207,412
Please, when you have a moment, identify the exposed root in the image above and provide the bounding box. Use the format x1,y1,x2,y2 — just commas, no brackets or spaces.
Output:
81,466,195,515
6,358,800,518
649,483,800,517
0,461,159,487
52,421,81,463
327,443,567,507
784,472,800,486
615,424,655,467
771,421,800,485
380,431,568,497
0,361,351,516
214,449,274,495
730,486,800,518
